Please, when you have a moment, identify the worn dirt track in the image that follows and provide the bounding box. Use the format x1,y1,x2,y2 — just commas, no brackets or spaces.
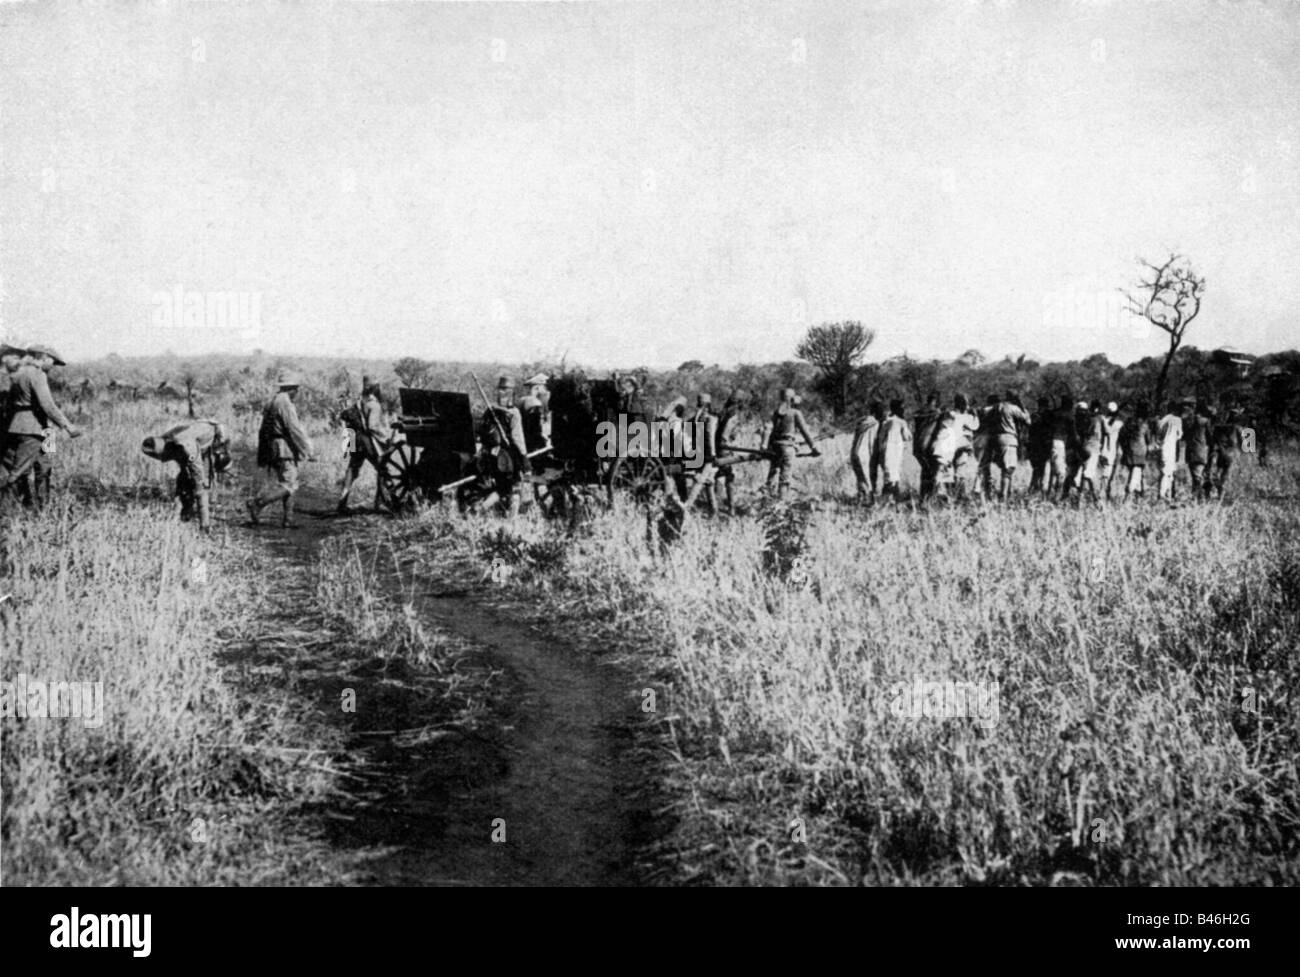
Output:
240,486,653,885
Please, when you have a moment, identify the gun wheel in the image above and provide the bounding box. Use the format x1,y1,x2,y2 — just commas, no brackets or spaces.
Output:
379,443,418,511
607,455,669,504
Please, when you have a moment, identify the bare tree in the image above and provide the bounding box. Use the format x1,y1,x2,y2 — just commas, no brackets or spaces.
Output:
795,321,875,417
1122,253,1205,408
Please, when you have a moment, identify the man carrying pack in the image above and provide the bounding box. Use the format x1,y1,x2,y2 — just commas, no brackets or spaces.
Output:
142,419,231,532
765,387,819,500
248,371,314,528
338,381,389,515
0,343,83,507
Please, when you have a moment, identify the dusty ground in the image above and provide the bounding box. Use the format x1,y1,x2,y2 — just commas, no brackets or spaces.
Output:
237,485,659,886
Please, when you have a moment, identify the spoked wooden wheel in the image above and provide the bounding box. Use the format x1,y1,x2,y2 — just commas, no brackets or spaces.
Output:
378,443,418,510
607,455,669,504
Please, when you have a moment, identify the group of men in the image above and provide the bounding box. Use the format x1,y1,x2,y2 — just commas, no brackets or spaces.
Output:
614,376,814,512
0,342,83,508
849,391,1252,504
4,349,1257,532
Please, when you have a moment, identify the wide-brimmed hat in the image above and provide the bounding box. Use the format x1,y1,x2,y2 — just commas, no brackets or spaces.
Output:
27,343,66,366
277,370,302,388
524,372,549,387
0,342,26,357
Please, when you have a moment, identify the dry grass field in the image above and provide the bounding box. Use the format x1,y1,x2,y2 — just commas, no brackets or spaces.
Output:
386,438,1300,885
4,394,1297,886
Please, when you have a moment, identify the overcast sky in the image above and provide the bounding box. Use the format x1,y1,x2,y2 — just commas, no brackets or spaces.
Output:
1,0,1297,368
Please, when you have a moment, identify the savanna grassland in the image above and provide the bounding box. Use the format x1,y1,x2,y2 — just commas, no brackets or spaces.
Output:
4,377,1298,887
385,434,1300,885
0,396,502,885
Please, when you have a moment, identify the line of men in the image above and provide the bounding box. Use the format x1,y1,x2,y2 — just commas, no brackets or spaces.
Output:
849,391,1251,503
639,382,822,510
0,342,83,508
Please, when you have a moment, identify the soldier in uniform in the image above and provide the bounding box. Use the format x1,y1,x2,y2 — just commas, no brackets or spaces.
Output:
0,344,82,507
338,381,389,514
765,387,819,500
248,371,314,528
142,419,231,532
477,376,531,514
520,373,550,454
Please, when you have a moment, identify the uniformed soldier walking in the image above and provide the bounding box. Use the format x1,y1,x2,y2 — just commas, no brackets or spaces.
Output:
0,344,82,507
338,381,389,514
142,419,231,532
248,371,314,527
765,387,819,500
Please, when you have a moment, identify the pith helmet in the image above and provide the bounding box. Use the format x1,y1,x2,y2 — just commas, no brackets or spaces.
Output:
524,372,549,387
27,343,66,366
277,370,302,389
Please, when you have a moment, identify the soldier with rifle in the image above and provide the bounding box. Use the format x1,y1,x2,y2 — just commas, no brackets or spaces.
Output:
474,375,531,515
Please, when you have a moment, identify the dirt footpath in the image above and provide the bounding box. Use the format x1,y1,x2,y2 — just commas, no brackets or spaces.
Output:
239,486,656,885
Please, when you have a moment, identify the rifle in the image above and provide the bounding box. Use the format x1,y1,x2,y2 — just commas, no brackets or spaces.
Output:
470,373,515,456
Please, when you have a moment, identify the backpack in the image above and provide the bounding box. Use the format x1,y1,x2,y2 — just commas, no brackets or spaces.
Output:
211,427,232,474
339,399,366,432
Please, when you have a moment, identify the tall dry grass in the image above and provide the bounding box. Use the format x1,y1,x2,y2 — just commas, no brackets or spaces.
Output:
0,397,347,884
398,443,1300,885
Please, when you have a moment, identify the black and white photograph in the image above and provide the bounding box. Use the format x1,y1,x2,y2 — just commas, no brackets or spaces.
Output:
0,0,1295,936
